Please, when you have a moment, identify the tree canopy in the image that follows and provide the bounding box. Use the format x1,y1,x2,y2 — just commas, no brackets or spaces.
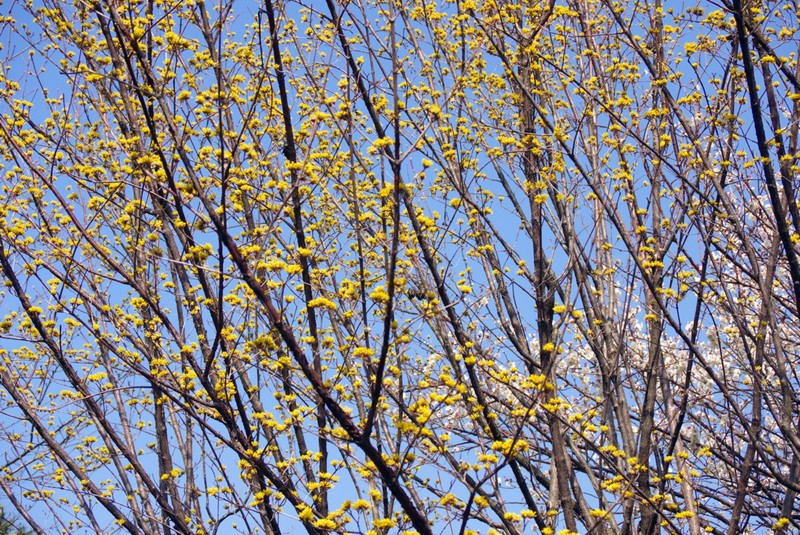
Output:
0,0,798,534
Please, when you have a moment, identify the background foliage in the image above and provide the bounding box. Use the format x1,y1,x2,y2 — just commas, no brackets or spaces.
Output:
0,0,798,534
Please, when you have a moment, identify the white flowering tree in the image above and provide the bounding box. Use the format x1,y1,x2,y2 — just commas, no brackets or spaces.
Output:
0,0,797,534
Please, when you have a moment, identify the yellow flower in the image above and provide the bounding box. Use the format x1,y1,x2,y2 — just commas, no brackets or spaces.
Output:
313,518,337,529
369,287,390,303
352,499,371,510
372,518,396,528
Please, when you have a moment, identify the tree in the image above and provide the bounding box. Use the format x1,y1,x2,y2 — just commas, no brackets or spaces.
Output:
0,508,35,535
0,0,797,533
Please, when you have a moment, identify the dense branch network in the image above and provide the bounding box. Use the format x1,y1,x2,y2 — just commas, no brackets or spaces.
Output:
0,1,797,535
